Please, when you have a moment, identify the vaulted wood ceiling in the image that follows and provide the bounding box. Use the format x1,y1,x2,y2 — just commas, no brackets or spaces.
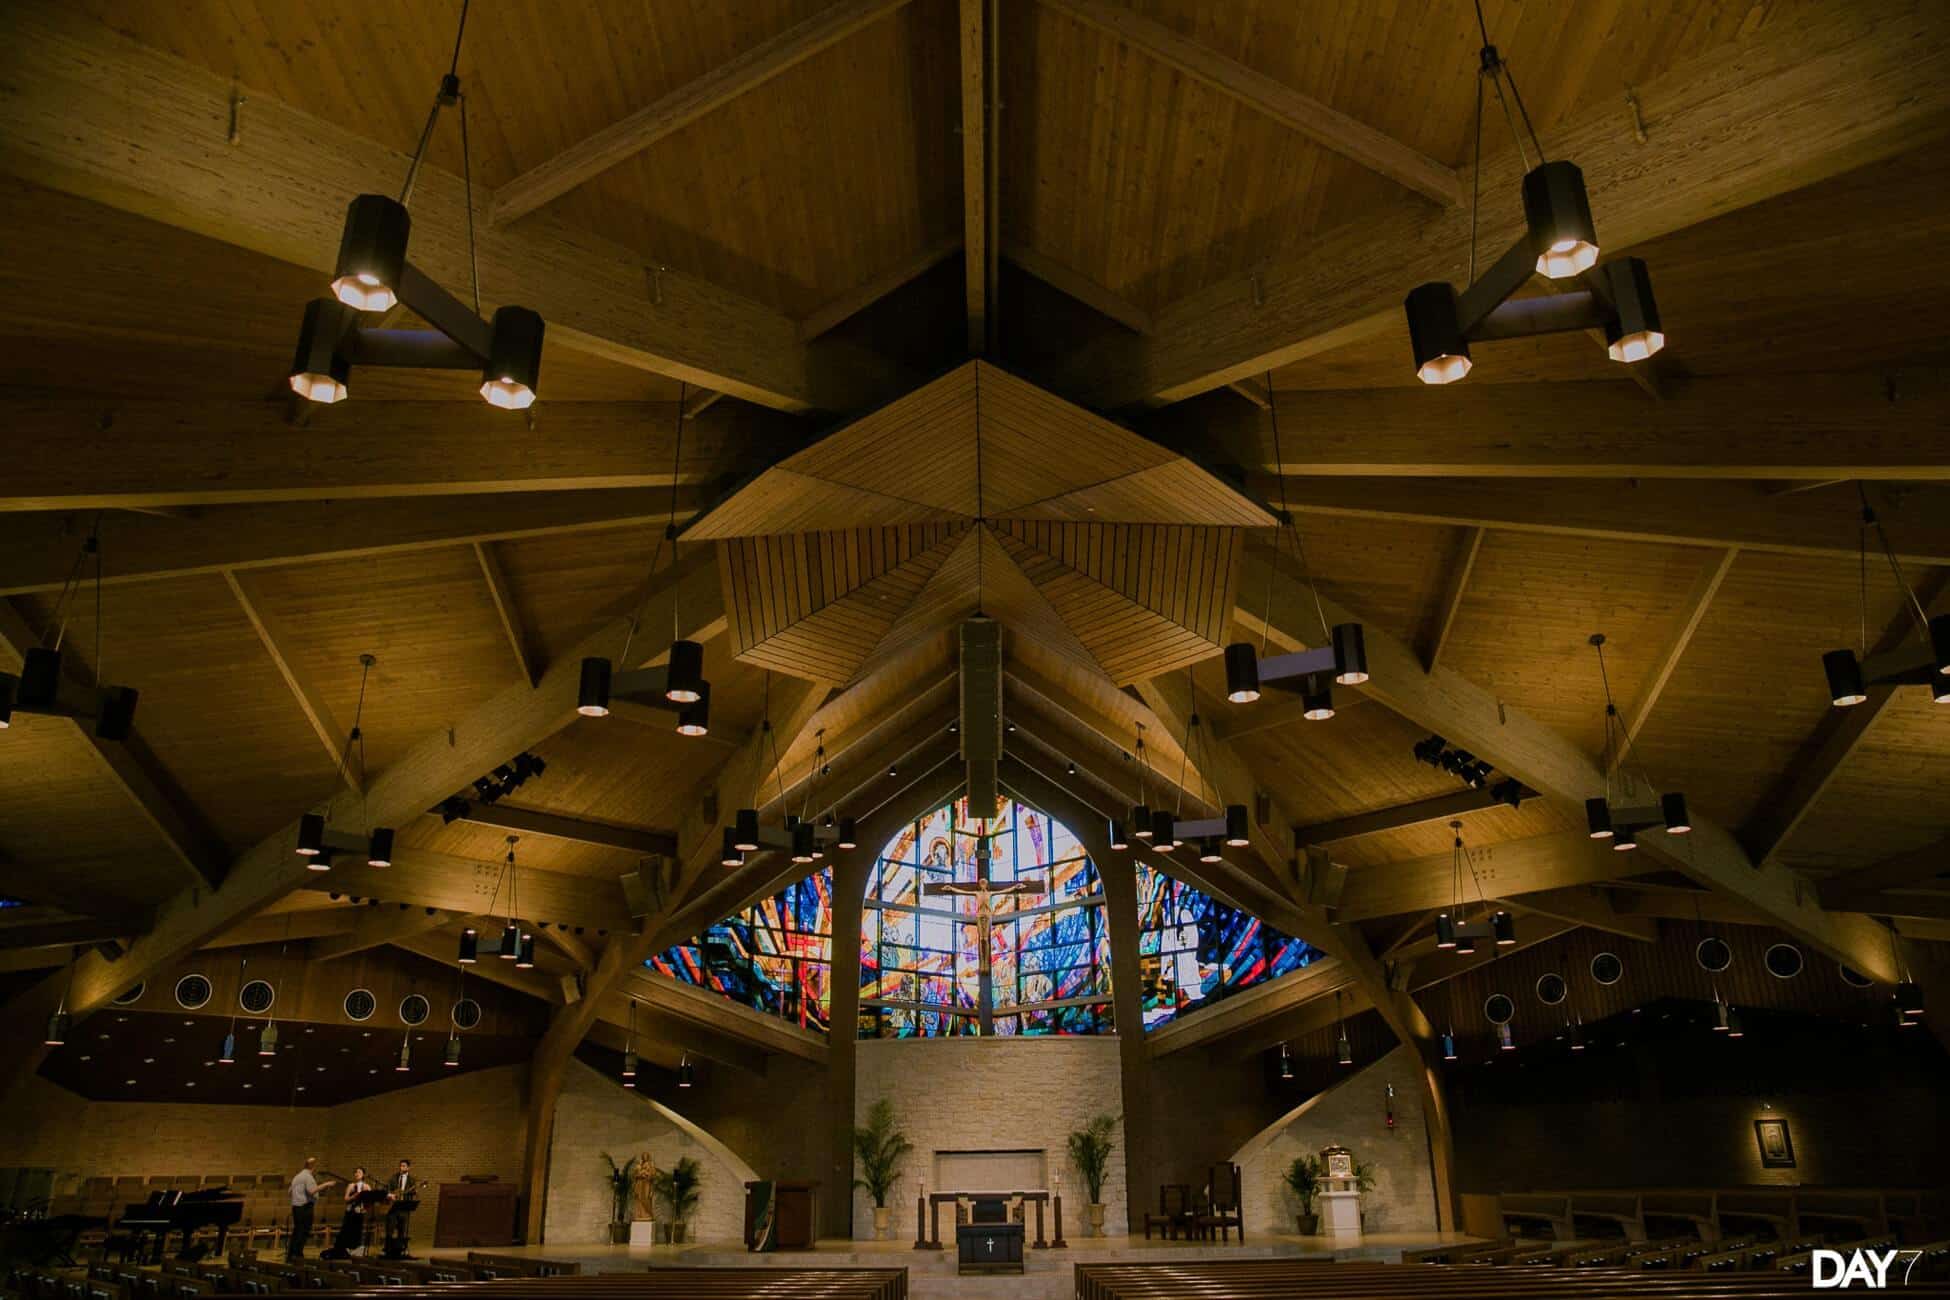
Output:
2,0,1948,1082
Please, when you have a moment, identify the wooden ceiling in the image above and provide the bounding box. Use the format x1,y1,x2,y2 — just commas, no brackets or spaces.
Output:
2,0,1949,1091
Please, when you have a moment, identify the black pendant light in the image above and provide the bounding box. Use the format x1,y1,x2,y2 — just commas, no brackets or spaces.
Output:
577,657,613,718
44,948,77,1046
1278,1042,1294,1080
1129,724,1153,841
446,963,466,1067
515,932,536,970
719,827,745,869
396,1033,412,1073
1586,634,1690,847
663,638,705,704
836,818,858,851
678,1053,695,1088
3,525,146,743
294,655,394,871
457,926,479,964
1335,992,1353,1067
675,682,711,737
622,1001,639,1087
444,1036,462,1068
1401,2,1663,383
296,1,548,409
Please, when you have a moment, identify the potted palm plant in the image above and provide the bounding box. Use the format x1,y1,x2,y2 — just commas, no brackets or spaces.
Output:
1283,1154,1323,1235
600,1153,637,1244
852,1097,913,1240
652,1157,703,1244
1067,1114,1117,1236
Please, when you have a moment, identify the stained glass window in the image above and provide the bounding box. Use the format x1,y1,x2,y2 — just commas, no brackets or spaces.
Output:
647,869,833,1034
860,795,1113,1038
1135,861,1319,1030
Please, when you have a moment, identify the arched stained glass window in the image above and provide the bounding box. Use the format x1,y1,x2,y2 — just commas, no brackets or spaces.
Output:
648,869,833,1033
860,796,1112,1038
1136,861,1319,1030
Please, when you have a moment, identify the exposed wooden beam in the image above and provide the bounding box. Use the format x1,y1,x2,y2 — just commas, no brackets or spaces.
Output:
797,237,962,342
1616,547,1740,764
1499,886,1659,944
1147,958,1357,1057
1293,784,1533,849
1740,571,1950,865
0,599,227,890
1002,242,1153,336
1846,892,1950,923
621,969,827,1065
203,906,361,949
0,3,882,412
1263,477,1950,568
1377,911,1435,960
1336,831,1648,922
1233,550,1909,983
0,916,147,951
489,0,915,227
681,389,726,421
1819,835,1950,910
0,400,784,512
473,542,537,687
1047,2,1950,406
308,907,454,962
537,925,595,970
1038,0,1459,206
301,853,632,934
0,490,709,596
1226,378,1271,410
1418,526,1484,673
224,568,356,788
1196,372,1950,480
425,802,678,859
958,0,993,354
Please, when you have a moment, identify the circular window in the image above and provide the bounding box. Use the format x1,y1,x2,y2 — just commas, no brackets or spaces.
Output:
238,979,276,1014
1591,952,1623,985
1484,993,1515,1025
1764,944,1804,979
398,994,431,1026
175,974,213,1010
343,989,376,1022
1536,973,1568,1006
1839,963,1873,989
111,981,147,1007
1695,937,1733,973
450,998,483,1031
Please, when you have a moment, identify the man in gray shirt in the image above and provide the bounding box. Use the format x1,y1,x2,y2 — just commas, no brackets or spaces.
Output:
287,1158,338,1262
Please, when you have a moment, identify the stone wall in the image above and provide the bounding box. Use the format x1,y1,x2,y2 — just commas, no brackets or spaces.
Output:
852,1037,1127,1239
1231,1046,1439,1238
541,1058,756,1246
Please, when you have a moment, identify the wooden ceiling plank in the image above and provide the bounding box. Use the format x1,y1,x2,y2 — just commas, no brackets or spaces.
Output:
474,541,538,687
1037,0,1459,206
489,0,916,228
308,907,455,962
1293,784,1530,849
0,400,784,512
1739,571,1950,866
1417,526,1484,673
0,491,702,597
425,802,677,859
0,598,227,890
959,0,993,355
1498,886,1659,943
223,568,357,790
1233,549,1908,982
1819,834,1950,910
797,236,962,342
0,4,872,413
1197,371,1950,480
1617,546,1740,764
1268,478,1950,568
1052,2,1950,407
1001,242,1154,335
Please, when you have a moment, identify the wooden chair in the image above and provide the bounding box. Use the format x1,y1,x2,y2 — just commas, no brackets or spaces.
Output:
1141,1184,1193,1240
1195,1163,1244,1244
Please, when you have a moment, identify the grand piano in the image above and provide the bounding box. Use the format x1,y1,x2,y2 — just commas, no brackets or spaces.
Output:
112,1187,244,1263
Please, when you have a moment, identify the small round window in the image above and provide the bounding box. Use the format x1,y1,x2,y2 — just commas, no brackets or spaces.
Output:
175,974,213,1010
398,994,431,1026
343,989,377,1022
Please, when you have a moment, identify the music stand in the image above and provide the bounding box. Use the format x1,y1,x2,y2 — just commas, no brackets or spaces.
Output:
382,1189,422,1260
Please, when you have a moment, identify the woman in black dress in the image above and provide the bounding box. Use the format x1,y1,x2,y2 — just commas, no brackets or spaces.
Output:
322,1167,373,1258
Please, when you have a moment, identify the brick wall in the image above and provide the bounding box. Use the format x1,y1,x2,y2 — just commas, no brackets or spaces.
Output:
540,1058,756,1246
1231,1045,1438,1238
852,1037,1127,1239
0,1065,529,1230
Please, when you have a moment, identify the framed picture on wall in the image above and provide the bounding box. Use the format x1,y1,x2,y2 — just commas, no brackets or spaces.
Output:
1754,1117,1795,1169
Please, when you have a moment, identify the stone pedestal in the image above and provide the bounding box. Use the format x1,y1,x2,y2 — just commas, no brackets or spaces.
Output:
629,1219,657,1246
1318,1189,1362,1240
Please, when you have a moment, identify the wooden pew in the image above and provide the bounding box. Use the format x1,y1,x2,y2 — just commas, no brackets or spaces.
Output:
1496,1194,1573,1242
1571,1192,1647,1243
200,1271,910,1300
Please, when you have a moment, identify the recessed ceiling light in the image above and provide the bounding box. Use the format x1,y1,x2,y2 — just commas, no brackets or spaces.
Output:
124,1079,135,1085
143,1057,155,1064
186,1082,195,1089
243,1084,252,1090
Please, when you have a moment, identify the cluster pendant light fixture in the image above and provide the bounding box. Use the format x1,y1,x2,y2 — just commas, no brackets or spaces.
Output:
719,678,853,869
1403,1,1664,384
1433,821,1515,953
1223,386,1367,720
578,408,719,738
295,656,397,870
2,523,141,741
1584,635,1691,849
1821,488,1950,709
289,1,547,409
1109,677,1251,863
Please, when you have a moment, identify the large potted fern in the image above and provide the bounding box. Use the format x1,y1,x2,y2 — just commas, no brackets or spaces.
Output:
852,1098,913,1240
652,1157,703,1244
600,1153,637,1244
1283,1155,1324,1235
1067,1113,1117,1237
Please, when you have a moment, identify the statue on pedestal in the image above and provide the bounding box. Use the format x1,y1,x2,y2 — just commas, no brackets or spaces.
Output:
632,1153,659,1222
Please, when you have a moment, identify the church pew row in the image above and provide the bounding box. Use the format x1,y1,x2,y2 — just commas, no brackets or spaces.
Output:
1072,1260,1950,1300
205,1270,910,1300
1495,1189,1948,1246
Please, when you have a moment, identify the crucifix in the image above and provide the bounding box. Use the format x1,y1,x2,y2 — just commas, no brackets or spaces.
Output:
921,819,1081,1034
